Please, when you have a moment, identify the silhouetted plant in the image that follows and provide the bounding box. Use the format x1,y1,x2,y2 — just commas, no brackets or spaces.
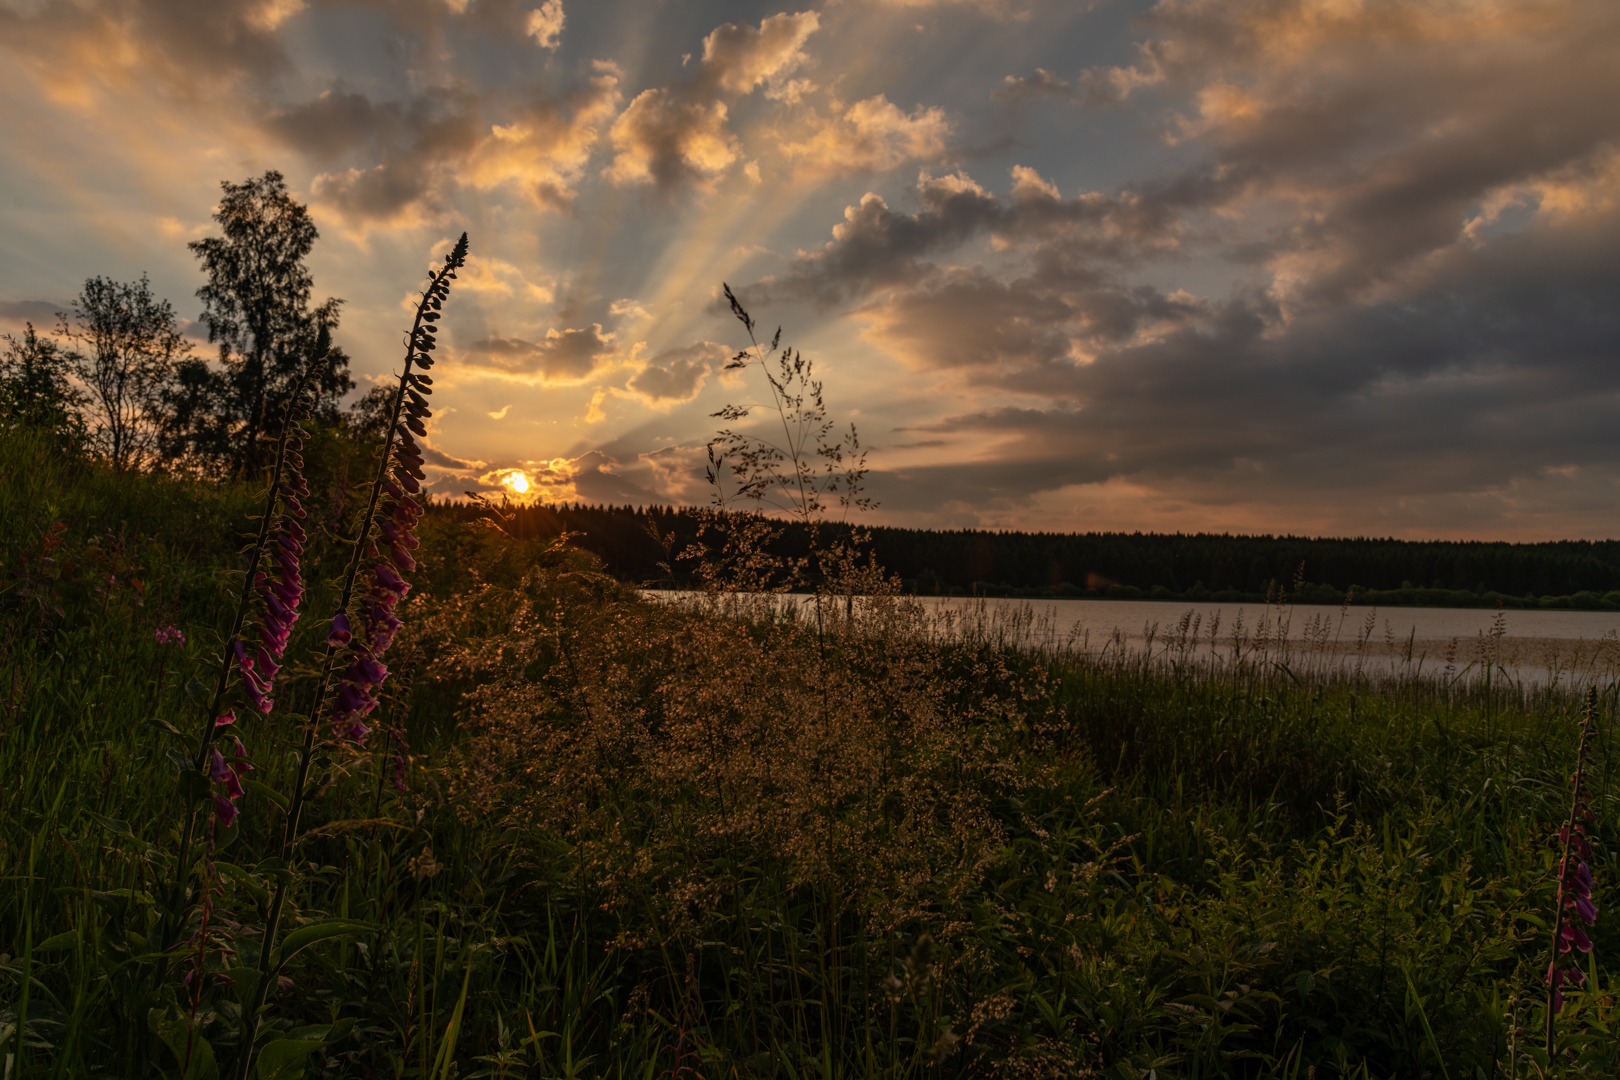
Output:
0,322,85,447
1545,687,1601,1049
156,332,323,956
681,285,873,594
57,273,190,473
230,232,468,1079
168,171,353,477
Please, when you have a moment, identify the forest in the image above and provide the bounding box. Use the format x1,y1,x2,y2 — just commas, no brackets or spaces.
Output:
458,501,1620,609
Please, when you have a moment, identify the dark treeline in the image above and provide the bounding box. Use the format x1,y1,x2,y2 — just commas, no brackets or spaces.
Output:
443,500,1620,609
0,171,374,480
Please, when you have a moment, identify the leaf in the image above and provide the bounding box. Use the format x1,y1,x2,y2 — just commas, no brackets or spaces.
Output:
243,780,290,813
165,748,192,773
88,812,134,837
178,769,212,802
254,1037,324,1080
149,1007,219,1080
148,715,183,736
33,930,80,953
185,679,211,705
274,920,374,968
215,863,269,904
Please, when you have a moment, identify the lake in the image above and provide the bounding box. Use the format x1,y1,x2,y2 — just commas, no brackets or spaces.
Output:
650,591,1620,687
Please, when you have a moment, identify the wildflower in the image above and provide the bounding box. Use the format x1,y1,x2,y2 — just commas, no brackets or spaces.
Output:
329,432,427,744
1546,689,1601,1041
154,624,185,645
230,425,311,716
206,737,254,825
327,612,352,647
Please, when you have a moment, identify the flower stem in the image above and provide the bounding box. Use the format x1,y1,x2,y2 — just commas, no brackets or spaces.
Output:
1544,685,1596,1055
161,348,321,957
233,237,466,1079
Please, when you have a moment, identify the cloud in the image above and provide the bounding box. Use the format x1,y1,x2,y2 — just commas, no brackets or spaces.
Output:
466,323,620,381
0,300,69,329
0,0,296,104
448,253,555,305
420,441,484,470
716,0,1620,531
625,341,727,404
464,62,623,209
780,96,951,176
698,11,819,96
526,0,564,49
992,68,1075,106
286,64,620,228
735,165,1199,310
605,11,818,192
607,91,738,190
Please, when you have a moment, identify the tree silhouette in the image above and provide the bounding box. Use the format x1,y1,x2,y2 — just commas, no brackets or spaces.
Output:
0,322,85,447
59,275,188,473
172,171,352,476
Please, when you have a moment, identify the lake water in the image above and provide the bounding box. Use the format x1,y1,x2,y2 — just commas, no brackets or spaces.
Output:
649,591,1620,687
911,596,1620,646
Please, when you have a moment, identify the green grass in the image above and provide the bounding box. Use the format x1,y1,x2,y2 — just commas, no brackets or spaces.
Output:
1,425,1616,1078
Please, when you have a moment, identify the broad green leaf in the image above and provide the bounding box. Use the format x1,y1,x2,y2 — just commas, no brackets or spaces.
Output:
216,862,269,904
178,768,211,801
147,714,183,736
149,1007,218,1080
254,1037,324,1080
88,812,134,837
33,930,79,953
243,779,289,813
274,920,374,968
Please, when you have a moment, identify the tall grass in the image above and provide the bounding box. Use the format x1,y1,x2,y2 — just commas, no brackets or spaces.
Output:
1,421,1616,1077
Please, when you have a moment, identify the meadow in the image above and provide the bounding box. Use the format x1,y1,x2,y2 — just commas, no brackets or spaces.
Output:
2,410,1616,1079
0,246,1615,1079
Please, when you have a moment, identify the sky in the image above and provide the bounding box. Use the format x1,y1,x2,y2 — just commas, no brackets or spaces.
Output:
1,0,1618,540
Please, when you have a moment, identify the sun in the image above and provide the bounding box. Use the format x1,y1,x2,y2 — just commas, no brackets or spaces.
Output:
503,470,530,495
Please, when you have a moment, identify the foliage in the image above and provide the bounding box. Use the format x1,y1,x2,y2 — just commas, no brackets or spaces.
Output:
57,274,191,474
0,323,85,449
168,171,353,477
4,415,1617,1076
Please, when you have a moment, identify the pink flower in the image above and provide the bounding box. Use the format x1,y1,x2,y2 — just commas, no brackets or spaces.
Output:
327,613,352,647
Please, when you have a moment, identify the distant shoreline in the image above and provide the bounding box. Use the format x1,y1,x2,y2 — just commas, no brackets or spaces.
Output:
643,581,1620,612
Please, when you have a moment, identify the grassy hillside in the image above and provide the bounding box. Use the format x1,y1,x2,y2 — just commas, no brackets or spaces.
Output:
2,427,1617,1078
